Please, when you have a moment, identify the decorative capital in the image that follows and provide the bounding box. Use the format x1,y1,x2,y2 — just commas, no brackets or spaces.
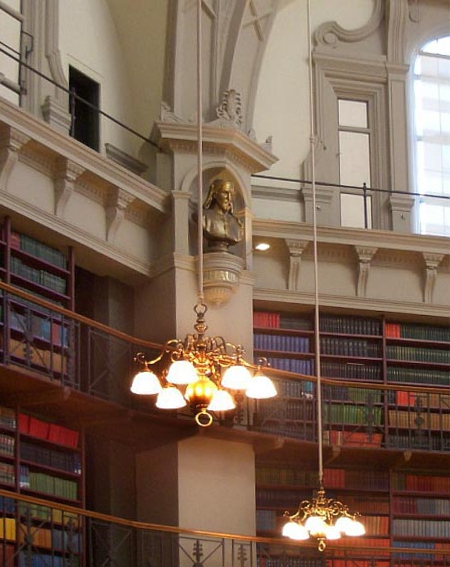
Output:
53,157,85,218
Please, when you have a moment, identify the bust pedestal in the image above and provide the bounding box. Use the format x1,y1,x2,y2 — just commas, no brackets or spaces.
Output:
202,252,245,306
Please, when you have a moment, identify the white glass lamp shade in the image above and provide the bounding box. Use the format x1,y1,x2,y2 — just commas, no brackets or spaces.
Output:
324,524,341,540
207,389,236,412
156,386,187,409
166,360,198,385
130,369,162,395
245,372,277,399
345,519,365,536
282,520,309,540
335,516,353,534
305,515,327,537
221,364,252,390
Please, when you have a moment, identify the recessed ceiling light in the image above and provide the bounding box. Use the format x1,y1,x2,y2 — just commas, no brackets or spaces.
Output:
255,242,270,251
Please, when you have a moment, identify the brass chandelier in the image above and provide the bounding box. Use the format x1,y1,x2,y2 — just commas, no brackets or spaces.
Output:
130,0,276,427
281,0,364,550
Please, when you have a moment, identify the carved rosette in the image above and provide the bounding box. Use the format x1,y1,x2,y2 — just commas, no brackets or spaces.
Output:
201,252,245,306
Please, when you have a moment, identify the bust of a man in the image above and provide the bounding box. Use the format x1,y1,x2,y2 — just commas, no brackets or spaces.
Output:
202,179,244,252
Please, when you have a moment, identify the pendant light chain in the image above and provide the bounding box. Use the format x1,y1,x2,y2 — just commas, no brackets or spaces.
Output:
306,0,323,487
197,0,204,304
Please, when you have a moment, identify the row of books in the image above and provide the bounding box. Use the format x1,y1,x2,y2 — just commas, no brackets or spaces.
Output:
9,230,67,269
21,469,78,501
0,518,16,540
341,495,390,514
388,409,450,430
395,390,450,408
392,473,450,492
258,557,322,567
257,422,314,441
17,526,81,553
0,435,14,457
386,345,450,364
9,310,69,347
393,496,450,515
319,315,382,336
18,552,80,567
323,385,382,404
256,466,390,491
323,403,382,425
265,357,314,375
363,515,389,535
323,430,383,448
259,399,314,421
321,337,381,358
253,312,312,330
393,518,450,538
387,366,450,386
10,257,67,295
256,466,320,486
0,498,79,527
254,311,449,343
386,322,450,342
322,361,382,381
20,441,82,475
0,408,16,430
257,489,310,507
8,338,67,376
19,414,79,448
386,432,449,452
253,334,310,353
280,379,314,398
0,463,15,485
255,509,277,531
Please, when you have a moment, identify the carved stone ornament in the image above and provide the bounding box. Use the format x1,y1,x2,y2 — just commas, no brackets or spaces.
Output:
202,252,245,306
215,89,243,129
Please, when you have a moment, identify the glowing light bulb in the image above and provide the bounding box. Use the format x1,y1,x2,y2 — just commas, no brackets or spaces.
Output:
130,369,162,395
166,360,198,385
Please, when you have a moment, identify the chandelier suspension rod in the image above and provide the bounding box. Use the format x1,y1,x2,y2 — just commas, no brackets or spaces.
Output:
307,0,324,486
196,0,204,303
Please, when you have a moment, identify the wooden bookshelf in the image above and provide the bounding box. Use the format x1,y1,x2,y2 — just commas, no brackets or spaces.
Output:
253,309,450,557
0,217,75,381
0,404,83,567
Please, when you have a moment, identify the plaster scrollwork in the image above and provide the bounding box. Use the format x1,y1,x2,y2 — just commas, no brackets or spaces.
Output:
314,0,384,47
422,252,444,304
53,158,85,218
215,89,243,129
105,187,135,243
285,239,309,291
0,124,31,191
354,246,378,298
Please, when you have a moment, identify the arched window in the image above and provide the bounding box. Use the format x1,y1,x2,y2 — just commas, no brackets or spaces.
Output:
413,36,450,236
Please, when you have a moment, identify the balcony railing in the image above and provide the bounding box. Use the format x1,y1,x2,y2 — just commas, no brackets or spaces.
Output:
1,489,450,567
1,280,450,452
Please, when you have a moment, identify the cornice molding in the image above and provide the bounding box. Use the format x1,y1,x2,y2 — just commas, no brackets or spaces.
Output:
253,219,450,257
252,288,450,320
0,188,152,281
0,98,168,214
152,121,277,174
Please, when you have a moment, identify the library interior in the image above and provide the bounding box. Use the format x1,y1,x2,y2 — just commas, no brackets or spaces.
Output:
0,1,449,567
